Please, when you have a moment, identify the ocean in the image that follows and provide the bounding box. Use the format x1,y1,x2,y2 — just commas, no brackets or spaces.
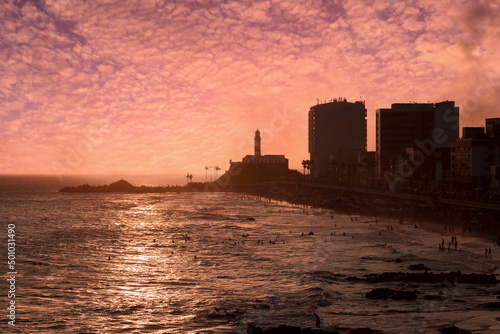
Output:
1,175,499,333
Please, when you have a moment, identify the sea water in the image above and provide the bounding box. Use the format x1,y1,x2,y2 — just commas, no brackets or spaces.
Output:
0,175,499,333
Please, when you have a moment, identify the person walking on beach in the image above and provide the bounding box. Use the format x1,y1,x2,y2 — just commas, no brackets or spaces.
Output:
313,313,321,330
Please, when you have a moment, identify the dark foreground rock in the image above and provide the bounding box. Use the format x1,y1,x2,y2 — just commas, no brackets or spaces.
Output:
407,263,430,271
476,301,500,309
362,271,497,284
247,324,383,334
348,328,382,334
365,288,418,300
247,324,340,334
440,326,472,334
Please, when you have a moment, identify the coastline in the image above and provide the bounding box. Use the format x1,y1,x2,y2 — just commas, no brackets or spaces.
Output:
239,183,500,248
58,178,500,246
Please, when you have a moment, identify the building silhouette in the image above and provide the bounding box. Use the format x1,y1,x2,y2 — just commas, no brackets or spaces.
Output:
451,118,500,189
223,129,290,184
376,101,459,187
308,99,367,181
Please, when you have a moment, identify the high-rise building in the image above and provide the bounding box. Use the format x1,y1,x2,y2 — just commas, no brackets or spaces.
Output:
308,99,367,180
451,118,500,188
376,101,459,180
486,118,500,142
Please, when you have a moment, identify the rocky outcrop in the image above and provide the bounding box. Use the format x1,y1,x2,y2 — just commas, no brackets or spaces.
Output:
348,329,382,334
247,324,383,334
59,179,185,193
476,302,500,309
247,324,340,334
362,271,497,284
407,263,430,271
365,288,418,300
440,326,472,334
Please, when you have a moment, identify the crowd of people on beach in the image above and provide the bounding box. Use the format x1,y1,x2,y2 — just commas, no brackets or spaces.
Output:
438,235,460,251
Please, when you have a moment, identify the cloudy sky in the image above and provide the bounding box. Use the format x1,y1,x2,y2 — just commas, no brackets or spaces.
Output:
1,0,499,178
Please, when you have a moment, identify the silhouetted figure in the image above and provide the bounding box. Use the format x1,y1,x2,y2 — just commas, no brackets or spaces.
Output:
485,248,488,256
108,256,111,260
488,247,492,256
153,238,155,243
313,313,320,330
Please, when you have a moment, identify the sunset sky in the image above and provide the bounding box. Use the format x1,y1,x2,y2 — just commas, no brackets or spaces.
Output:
1,0,499,178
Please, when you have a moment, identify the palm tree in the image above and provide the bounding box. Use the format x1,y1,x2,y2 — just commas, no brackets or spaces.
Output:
185,173,193,185
205,166,209,182
301,160,311,175
214,166,221,180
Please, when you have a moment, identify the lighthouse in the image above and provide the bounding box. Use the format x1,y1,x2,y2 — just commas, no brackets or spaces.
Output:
254,129,261,157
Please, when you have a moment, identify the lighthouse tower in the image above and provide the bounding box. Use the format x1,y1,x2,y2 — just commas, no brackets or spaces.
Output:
254,129,261,157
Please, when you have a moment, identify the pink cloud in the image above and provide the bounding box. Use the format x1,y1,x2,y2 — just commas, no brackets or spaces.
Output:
0,0,499,177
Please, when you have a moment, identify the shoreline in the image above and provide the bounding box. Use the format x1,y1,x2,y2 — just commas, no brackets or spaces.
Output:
239,184,500,249
58,178,499,246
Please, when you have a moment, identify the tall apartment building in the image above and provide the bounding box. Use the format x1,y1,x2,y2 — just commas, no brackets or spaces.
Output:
451,118,500,188
308,99,367,180
376,101,459,181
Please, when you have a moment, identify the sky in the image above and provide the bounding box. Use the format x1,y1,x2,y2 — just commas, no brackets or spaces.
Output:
1,0,499,179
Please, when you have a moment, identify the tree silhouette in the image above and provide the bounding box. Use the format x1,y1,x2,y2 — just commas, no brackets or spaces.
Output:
185,173,193,185
214,166,221,180
301,159,311,175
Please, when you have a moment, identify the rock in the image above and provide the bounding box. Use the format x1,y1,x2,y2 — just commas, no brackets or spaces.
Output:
424,295,443,301
255,324,340,334
254,303,271,310
248,323,264,334
348,328,381,334
408,263,429,271
366,288,418,300
59,179,178,193
364,271,497,285
317,299,332,306
261,325,305,334
440,325,472,334
383,258,402,263
476,302,500,309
